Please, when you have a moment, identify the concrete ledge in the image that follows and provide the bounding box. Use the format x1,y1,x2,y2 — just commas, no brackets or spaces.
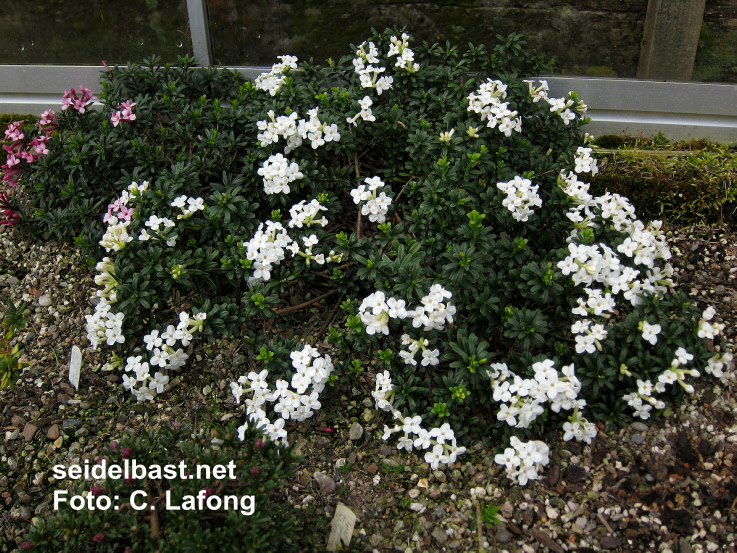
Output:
1,66,735,142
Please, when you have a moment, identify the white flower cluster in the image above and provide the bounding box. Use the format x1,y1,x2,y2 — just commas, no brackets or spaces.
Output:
100,220,133,252
399,334,439,367
523,79,550,103
373,370,466,469
233,344,334,445
574,146,598,176
523,80,586,125
494,437,550,486
122,311,205,402
170,195,205,220
257,109,340,153
244,220,295,281
346,96,377,126
288,198,328,229
557,230,672,308
254,55,298,96
387,33,419,72
88,181,151,348
85,289,123,350
350,175,392,223
467,79,522,137
409,284,457,331
358,284,456,337
257,153,303,195
139,214,177,246
358,290,408,335
497,175,542,222
705,351,734,379
697,305,725,339
622,347,695,419
490,360,591,431
352,41,393,94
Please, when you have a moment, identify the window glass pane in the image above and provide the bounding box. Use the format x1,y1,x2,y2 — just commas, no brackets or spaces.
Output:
206,0,737,83
0,0,190,65
206,0,649,77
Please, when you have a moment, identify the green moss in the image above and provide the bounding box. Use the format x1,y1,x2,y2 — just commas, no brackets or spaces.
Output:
693,23,737,83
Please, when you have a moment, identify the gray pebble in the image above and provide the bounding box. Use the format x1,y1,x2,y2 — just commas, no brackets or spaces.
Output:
431,527,448,544
62,419,83,431
349,422,364,441
313,471,336,494
38,294,52,307
630,422,649,432
631,434,645,444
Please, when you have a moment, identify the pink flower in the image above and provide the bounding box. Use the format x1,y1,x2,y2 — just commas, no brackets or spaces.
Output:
90,486,106,497
39,109,57,135
92,533,105,544
4,121,24,142
121,446,133,459
21,541,35,550
251,466,260,476
111,100,137,127
254,438,265,450
109,440,119,452
61,87,97,114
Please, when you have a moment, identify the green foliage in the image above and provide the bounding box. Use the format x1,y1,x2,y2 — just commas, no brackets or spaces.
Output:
21,422,327,552
5,29,724,473
0,300,28,390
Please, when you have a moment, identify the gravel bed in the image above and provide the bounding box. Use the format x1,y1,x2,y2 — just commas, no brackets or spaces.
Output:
0,223,736,553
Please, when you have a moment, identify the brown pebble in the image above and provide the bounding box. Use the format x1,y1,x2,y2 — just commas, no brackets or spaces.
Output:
366,462,378,475
47,424,60,440
23,423,39,442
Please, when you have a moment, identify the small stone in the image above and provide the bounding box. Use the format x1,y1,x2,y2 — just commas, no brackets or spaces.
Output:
5,429,19,440
382,459,399,468
571,523,584,534
349,422,364,441
11,414,26,427
495,523,512,543
313,471,336,494
500,503,514,519
431,527,448,544
366,462,378,475
563,465,587,483
20,506,32,520
715,285,726,296
631,434,645,445
433,470,446,483
59,382,75,396
7,275,20,286
38,294,52,307
630,422,649,432
678,537,693,553
75,427,89,437
599,535,622,549
23,423,38,442
409,502,425,512
61,419,83,432
417,478,428,488
408,489,420,499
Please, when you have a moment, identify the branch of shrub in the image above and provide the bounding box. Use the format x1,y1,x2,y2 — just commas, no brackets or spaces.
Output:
273,290,338,315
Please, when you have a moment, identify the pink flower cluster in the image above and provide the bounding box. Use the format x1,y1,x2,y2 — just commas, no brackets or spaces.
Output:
0,190,19,227
2,117,54,189
61,86,97,114
103,197,134,224
39,109,58,135
111,100,137,127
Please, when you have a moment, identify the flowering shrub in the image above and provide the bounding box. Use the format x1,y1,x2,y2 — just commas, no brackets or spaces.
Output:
6,30,732,484
21,422,329,552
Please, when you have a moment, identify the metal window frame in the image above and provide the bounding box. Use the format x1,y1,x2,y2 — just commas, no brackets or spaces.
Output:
0,0,735,142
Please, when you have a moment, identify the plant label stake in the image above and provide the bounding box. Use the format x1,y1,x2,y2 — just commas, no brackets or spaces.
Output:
69,345,81,391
